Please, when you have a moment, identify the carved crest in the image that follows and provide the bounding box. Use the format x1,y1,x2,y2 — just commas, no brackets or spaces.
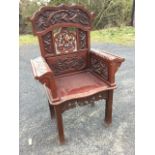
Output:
29,5,95,33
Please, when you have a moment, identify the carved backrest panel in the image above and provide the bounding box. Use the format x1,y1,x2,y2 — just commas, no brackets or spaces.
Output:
79,29,87,49
29,4,95,75
39,26,89,57
42,31,55,54
46,51,88,75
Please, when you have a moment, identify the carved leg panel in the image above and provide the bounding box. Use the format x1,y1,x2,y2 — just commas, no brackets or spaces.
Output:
105,90,113,125
54,105,65,144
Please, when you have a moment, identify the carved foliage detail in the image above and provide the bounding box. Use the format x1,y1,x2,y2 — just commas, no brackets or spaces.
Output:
79,29,87,49
55,28,76,53
35,8,90,32
42,31,54,54
91,56,108,80
50,54,86,75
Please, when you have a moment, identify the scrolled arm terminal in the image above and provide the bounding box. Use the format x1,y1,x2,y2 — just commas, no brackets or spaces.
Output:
31,56,59,101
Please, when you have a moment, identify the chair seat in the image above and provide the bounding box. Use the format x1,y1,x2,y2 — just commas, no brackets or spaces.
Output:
45,70,116,105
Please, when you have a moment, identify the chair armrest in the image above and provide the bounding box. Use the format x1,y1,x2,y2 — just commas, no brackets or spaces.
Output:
31,57,52,79
90,49,125,63
31,57,59,101
89,49,125,86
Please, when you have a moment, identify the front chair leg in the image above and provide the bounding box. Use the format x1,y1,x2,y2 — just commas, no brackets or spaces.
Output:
54,105,65,144
105,90,113,125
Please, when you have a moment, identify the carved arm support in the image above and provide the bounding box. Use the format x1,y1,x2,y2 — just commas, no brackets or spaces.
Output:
90,50,125,86
31,57,59,101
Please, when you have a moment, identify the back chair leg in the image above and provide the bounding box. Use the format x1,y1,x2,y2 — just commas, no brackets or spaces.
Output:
90,102,95,107
54,105,65,144
48,100,55,119
105,90,113,125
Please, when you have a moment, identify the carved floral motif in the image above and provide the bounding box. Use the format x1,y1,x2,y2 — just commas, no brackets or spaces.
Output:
54,28,76,53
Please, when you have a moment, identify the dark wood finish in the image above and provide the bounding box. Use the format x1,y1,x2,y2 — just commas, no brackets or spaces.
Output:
105,90,113,124
48,100,55,119
29,4,125,144
54,105,65,144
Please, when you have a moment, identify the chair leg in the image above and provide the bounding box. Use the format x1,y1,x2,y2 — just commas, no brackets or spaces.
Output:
90,102,95,107
48,100,55,119
54,105,65,144
105,90,113,125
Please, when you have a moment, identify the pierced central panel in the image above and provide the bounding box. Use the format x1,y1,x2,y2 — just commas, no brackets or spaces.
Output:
54,28,77,54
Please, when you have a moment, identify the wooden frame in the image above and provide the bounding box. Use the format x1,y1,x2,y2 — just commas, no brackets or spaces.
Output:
29,4,125,144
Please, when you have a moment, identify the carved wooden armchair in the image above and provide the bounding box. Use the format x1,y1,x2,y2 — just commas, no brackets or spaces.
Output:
29,4,125,144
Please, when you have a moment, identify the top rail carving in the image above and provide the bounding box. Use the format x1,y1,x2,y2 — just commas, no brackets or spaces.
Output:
29,4,95,34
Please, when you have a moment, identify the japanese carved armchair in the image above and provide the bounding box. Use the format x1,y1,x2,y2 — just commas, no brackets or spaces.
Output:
29,4,125,144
